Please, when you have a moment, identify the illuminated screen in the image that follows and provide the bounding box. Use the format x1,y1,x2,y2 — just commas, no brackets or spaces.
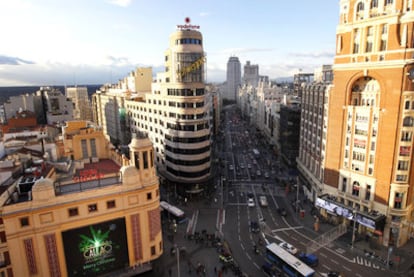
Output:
62,218,129,277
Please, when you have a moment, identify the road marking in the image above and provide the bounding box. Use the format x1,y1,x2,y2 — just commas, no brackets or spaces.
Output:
330,259,339,265
343,266,351,272
246,253,251,260
336,248,346,254
319,253,327,258
253,262,260,270
271,226,304,232
356,273,363,277
364,259,371,267
356,256,363,265
322,264,331,271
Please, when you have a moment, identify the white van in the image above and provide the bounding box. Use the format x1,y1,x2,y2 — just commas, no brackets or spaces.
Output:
259,196,268,207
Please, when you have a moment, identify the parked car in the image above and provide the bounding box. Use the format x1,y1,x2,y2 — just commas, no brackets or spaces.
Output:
298,252,319,267
248,198,255,207
279,242,298,255
259,196,268,207
249,221,260,233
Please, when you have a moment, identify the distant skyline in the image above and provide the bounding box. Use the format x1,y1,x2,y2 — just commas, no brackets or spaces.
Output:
0,0,339,86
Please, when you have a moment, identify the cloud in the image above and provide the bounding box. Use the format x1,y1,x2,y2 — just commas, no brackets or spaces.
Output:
288,50,335,59
218,47,275,55
106,0,132,7
0,55,34,65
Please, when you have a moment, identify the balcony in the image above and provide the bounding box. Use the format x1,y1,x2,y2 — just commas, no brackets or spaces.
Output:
388,207,408,217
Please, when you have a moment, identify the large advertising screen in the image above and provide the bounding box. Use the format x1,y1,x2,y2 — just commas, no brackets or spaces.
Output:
62,218,129,277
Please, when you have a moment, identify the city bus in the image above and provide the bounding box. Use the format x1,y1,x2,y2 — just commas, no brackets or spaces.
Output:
264,243,315,277
160,201,187,224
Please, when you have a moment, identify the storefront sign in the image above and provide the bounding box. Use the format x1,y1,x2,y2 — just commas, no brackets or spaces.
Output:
316,195,385,230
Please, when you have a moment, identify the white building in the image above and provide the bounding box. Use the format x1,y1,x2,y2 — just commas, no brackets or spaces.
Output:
3,87,74,126
226,56,241,101
66,86,93,121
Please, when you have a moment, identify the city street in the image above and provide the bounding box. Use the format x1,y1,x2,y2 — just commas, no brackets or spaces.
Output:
147,105,414,277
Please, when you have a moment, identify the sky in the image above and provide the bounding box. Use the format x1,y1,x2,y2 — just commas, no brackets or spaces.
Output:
0,0,340,86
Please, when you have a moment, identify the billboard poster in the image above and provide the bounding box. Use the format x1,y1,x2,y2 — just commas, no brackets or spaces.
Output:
62,218,129,277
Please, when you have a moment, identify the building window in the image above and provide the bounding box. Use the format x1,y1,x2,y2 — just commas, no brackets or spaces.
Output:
134,152,140,169
151,246,156,256
147,192,152,200
342,178,347,192
88,204,98,213
370,0,378,8
403,116,414,126
401,131,412,142
107,200,116,209
357,2,365,12
352,181,360,196
0,231,6,243
398,160,409,170
366,41,373,52
394,192,403,209
385,0,394,5
405,100,410,109
81,139,88,159
396,174,408,182
20,217,29,227
365,185,371,200
380,24,388,51
353,29,360,53
68,208,79,217
400,146,411,156
90,139,97,157
143,151,149,169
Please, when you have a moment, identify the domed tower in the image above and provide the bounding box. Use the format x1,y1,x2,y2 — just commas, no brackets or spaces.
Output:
151,18,211,195
127,131,157,186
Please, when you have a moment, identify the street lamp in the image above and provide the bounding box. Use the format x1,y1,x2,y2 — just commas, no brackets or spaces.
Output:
351,210,357,249
176,245,181,277
386,246,393,269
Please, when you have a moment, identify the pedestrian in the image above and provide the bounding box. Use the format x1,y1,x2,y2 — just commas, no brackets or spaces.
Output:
214,266,217,273
168,268,172,277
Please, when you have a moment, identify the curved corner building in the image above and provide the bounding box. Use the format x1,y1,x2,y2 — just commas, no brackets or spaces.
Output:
150,22,211,195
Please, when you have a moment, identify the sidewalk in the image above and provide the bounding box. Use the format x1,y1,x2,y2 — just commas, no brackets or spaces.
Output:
283,193,414,276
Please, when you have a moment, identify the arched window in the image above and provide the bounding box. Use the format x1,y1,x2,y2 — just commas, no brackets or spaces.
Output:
370,0,378,8
403,116,414,126
357,2,365,12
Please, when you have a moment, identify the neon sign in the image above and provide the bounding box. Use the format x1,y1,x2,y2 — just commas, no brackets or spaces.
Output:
177,17,200,30
177,56,206,78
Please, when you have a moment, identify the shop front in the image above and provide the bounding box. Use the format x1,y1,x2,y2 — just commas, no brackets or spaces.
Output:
316,194,386,245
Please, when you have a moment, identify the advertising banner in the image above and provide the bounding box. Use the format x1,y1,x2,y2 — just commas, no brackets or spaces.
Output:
62,218,129,277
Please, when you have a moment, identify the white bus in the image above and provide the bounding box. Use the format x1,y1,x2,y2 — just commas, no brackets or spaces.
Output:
160,201,187,224
264,243,315,277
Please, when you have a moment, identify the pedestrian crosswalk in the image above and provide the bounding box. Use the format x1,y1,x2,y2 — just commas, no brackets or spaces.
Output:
353,256,383,269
